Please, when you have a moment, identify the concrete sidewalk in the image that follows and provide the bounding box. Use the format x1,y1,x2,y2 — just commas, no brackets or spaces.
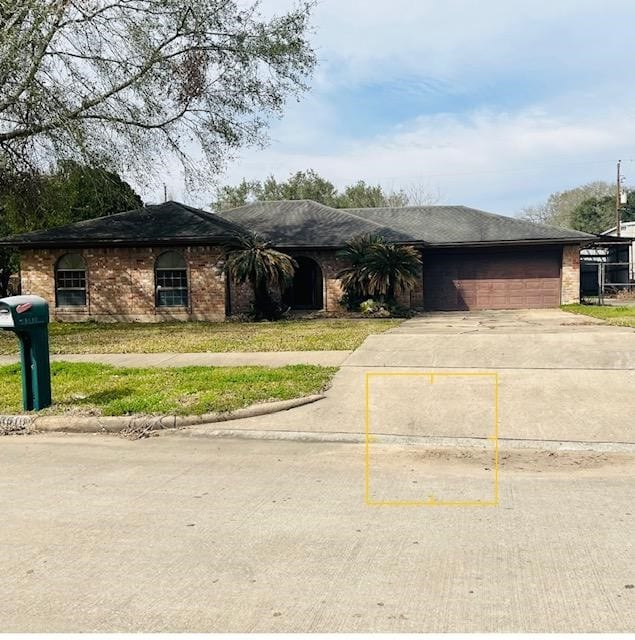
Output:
0,350,351,368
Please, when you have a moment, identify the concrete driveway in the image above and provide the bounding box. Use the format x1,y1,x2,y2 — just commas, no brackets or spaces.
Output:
187,309,635,444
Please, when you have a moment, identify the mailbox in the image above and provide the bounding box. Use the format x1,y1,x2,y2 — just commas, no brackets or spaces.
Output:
0,295,52,411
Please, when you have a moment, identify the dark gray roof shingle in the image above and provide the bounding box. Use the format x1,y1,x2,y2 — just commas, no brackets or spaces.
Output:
217,199,411,246
0,201,245,247
0,199,595,248
341,205,594,244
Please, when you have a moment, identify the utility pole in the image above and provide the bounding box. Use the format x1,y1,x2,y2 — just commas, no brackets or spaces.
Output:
616,160,622,237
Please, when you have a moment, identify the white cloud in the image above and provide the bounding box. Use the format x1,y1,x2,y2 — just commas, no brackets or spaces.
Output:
139,0,635,214
210,101,631,214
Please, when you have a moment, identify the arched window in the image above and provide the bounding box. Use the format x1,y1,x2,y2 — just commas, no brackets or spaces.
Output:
155,251,188,307
55,254,87,307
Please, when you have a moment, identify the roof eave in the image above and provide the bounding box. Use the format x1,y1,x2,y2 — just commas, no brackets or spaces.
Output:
0,235,238,249
1,236,596,250
425,237,595,249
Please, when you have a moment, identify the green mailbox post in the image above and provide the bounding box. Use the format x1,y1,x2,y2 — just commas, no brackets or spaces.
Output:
0,295,52,411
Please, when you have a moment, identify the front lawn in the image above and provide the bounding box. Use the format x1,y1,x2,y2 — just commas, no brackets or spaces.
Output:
0,318,402,355
0,362,337,416
562,304,635,327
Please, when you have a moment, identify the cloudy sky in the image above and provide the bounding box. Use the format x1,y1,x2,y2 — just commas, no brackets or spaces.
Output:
151,0,635,215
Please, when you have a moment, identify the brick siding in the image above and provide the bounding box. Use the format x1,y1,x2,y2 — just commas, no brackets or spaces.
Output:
20,242,571,321
20,246,226,322
561,244,581,304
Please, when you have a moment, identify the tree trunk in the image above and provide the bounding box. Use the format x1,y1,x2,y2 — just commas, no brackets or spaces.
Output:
386,281,396,305
250,276,280,320
0,265,11,298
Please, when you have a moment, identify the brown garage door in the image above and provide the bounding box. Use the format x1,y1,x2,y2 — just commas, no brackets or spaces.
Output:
424,248,562,311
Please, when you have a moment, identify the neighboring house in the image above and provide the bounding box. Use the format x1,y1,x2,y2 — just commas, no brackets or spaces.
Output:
0,200,593,322
601,221,635,282
580,221,635,295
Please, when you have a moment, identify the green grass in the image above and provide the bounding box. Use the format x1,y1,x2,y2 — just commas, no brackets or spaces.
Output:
562,304,635,327
0,319,402,355
0,362,337,416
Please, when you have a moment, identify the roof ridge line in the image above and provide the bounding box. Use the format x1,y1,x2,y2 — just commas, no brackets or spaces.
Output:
181,203,247,235
213,198,337,215
341,204,450,212
213,199,409,238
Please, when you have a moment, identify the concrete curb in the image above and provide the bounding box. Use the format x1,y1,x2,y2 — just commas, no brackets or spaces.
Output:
0,394,325,434
170,428,635,453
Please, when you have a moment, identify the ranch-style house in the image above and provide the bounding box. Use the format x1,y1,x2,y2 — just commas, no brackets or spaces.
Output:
0,200,594,322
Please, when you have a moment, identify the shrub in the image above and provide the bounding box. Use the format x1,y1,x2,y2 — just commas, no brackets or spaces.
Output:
359,299,391,317
337,235,421,307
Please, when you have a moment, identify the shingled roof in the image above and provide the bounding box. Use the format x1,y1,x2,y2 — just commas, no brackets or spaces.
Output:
341,205,594,245
0,199,594,248
216,199,412,246
217,200,594,246
0,201,245,248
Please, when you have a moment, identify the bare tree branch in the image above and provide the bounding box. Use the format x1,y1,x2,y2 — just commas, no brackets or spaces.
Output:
0,0,317,185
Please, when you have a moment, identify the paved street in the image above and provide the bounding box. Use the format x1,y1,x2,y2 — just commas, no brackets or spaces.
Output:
1,433,633,632
2,309,634,632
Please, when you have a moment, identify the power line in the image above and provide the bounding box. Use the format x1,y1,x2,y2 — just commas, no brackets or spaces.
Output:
369,157,623,182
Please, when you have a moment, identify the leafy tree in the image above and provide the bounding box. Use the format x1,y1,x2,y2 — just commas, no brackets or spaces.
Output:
0,214,17,296
213,170,424,210
224,232,297,320
520,182,614,228
53,161,143,222
0,1,316,184
0,161,143,296
1,162,142,231
261,170,339,205
213,179,261,211
569,193,635,234
337,235,421,307
336,181,394,208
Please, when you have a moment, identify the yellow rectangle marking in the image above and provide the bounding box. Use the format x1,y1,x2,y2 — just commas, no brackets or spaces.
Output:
365,371,499,507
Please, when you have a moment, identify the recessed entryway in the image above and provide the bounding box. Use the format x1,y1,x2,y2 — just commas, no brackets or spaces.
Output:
283,256,324,310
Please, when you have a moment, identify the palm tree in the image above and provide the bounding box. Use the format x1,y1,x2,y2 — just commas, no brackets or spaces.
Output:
225,232,297,320
364,243,421,304
337,235,421,307
336,234,382,304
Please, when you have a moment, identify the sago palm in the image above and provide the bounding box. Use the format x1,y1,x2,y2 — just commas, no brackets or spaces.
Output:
336,234,383,301
364,243,422,303
225,232,297,319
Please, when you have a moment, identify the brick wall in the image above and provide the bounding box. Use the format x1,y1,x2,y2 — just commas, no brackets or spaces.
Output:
22,242,573,319
20,246,226,322
561,244,581,304
21,243,427,321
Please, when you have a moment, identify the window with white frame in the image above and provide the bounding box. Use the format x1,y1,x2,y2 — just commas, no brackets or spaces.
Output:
155,251,188,307
55,254,87,306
